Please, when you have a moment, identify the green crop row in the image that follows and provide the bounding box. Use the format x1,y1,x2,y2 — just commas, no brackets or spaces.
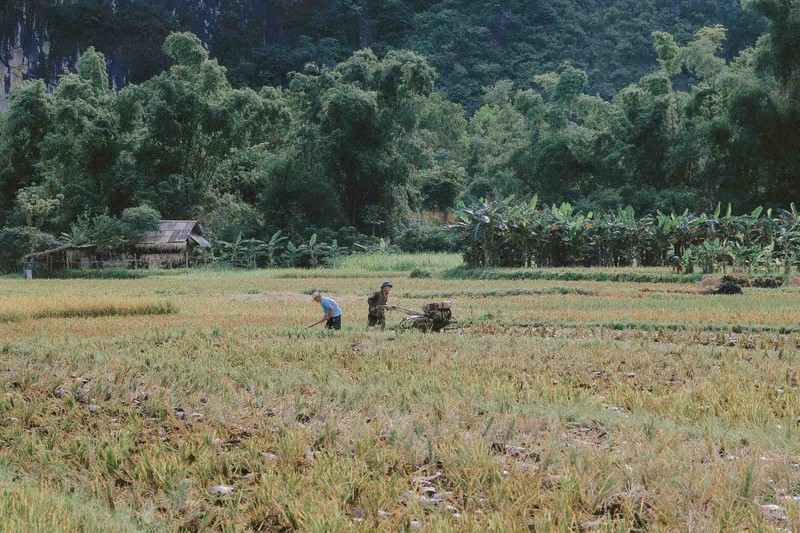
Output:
452,197,800,273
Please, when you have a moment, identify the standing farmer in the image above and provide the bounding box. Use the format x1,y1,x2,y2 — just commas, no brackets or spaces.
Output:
311,292,342,330
367,281,392,331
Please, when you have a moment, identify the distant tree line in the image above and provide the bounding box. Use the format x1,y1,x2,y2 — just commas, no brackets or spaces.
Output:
0,0,798,271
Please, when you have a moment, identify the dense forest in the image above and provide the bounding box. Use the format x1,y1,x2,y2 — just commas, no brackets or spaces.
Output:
0,0,798,270
2,0,766,109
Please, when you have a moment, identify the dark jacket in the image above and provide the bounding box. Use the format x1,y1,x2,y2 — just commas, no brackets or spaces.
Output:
368,290,388,317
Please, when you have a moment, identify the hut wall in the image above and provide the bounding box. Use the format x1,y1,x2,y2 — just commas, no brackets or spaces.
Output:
101,260,130,269
135,243,187,254
65,249,94,270
140,253,185,267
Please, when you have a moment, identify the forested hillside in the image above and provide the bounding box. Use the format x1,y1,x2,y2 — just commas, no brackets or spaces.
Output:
213,0,767,107
1,0,798,271
2,0,765,109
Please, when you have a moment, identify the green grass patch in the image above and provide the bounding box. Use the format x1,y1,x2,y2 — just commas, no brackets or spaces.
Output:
443,266,703,284
332,252,463,272
299,288,332,295
272,270,379,279
401,287,597,299
465,318,800,334
33,269,152,279
0,466,139,532
409,268,432,278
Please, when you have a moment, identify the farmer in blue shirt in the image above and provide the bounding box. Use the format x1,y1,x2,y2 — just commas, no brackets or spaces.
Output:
311,291,342,330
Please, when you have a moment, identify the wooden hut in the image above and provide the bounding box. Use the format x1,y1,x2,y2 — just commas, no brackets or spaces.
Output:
135,220,212,267
22,244,98,270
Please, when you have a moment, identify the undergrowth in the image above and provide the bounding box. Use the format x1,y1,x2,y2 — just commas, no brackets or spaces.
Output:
443,267,704,284
401,287,597,298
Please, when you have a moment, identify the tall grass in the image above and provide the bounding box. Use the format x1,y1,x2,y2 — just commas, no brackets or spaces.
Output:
443,266,704,283
33,268,153,279
463,318,800,334
2,323,798,530
332,252,463,271
401,287,598,298
0,298,176,323
1,268,799,530
0,467,139,533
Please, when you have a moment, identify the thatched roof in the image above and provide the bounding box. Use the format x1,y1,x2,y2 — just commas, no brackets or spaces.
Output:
22,244,96,262
136,220,212,251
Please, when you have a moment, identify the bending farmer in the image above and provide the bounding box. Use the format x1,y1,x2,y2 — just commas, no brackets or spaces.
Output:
367,281,392,331
311,292,342,330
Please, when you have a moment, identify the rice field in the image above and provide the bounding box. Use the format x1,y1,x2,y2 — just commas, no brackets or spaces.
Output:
0,297,176,323
1,255,799,531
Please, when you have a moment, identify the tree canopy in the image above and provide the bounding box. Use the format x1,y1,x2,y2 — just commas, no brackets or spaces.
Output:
0,1,798,270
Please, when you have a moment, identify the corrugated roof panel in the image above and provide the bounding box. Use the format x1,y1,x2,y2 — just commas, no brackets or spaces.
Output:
139,220,199,244
190,234,212,249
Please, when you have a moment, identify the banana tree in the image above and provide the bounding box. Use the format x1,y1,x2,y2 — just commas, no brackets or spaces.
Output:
773,203,800,275
506,195,538,267
607,206,638,267
218,232,247,267
451,196,796,271
325,239,347,266
729,241,772,273
639,212,672,266
241,238,269,268
451,197,513,267
281,241,304,268
305,233,331,268
693,238,734,273
265,230,288,267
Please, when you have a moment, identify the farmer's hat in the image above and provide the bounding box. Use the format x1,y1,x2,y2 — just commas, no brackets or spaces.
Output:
381,281,393,288
311,291,321,300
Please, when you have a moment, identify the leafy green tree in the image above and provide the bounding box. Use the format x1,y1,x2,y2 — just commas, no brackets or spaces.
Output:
0,227,59,273
39,47,128,222
508,65,604,202
740,0,800,202
0,80,52,226
15,187,63,270
64,205,160,251
131,32,284,218
264,47,437,233
748,0,800,98
119,205,161,242
466,81,527,197
1,7,799,257
416,164,467,211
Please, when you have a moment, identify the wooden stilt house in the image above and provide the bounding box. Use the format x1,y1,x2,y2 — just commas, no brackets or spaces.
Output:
135,220,212,267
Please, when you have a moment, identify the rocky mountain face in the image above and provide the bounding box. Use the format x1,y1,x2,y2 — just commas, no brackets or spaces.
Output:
1,0,262,109
1,2,55,108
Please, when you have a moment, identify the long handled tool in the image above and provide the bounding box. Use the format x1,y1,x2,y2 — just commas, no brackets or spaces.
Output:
306,319,325,329
377,305,423,317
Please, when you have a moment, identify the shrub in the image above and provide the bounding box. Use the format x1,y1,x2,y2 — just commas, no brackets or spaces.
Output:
63,206,160,251
0,227,59,273
32,268,152,279
392,220,461,253
721,273,750,287
409,268,432,278
752,276,783,288
442,266,703,284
